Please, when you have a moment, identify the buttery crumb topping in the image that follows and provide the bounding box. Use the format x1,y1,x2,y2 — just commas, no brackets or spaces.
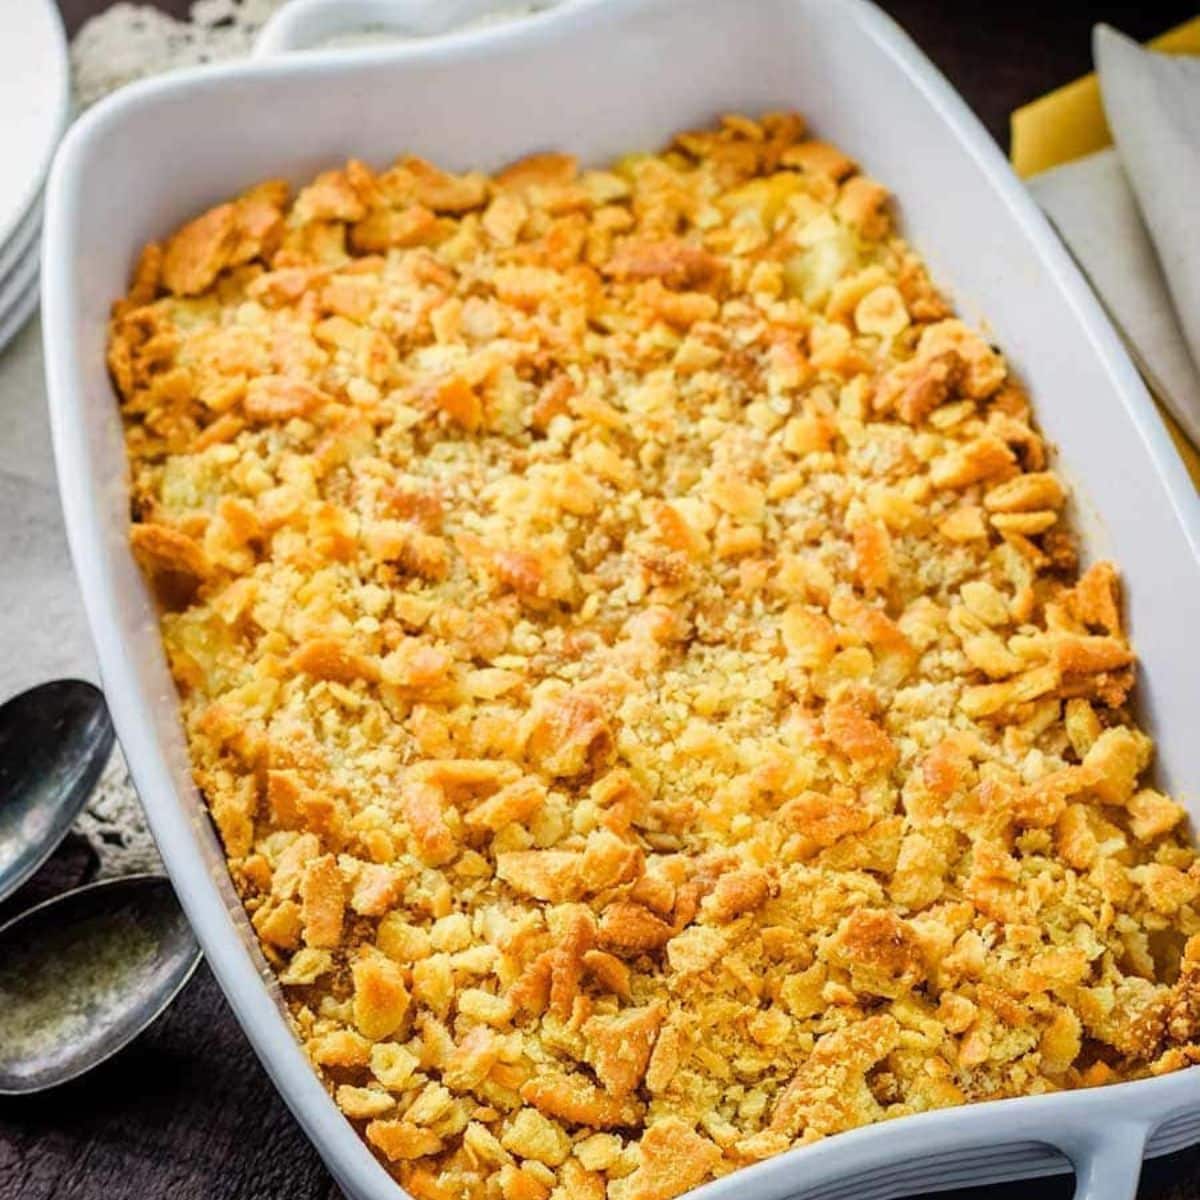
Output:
110,113,1200,1200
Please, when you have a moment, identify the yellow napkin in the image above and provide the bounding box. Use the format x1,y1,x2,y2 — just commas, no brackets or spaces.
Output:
1009,17,1200,486
1011,18,1200,178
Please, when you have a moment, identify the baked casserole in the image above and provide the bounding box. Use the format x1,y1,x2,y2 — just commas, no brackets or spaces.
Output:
108,113,1200,1200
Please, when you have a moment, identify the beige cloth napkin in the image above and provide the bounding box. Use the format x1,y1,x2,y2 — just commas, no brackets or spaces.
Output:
1028,26,1200,451
0,318,97,698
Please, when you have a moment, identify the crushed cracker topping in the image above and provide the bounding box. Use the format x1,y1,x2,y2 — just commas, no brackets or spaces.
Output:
110,113,1200,1200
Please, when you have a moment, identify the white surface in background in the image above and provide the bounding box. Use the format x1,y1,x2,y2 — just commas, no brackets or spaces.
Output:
0,0,68,253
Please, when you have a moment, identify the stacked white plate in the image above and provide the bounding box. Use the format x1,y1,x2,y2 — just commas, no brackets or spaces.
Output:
0,0,70,356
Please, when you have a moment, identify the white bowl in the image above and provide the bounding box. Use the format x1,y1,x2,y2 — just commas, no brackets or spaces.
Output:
0,0,68,254
0,238,40,357
0,195,43,297
41,2,1200,1198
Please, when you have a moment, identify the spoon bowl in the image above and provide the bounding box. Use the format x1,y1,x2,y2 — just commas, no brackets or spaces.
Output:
0,679,114,904
0,873,201,1094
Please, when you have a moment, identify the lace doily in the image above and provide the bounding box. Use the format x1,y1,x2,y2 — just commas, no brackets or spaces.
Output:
72,0,283,108
72,747,159,877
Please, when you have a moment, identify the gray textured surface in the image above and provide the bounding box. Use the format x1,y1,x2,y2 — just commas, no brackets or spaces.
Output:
0,319,97,700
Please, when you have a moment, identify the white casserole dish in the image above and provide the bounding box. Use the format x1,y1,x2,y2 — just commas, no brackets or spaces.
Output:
41,2,1200,1198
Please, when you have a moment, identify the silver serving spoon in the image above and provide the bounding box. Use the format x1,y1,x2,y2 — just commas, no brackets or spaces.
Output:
0,874,201,1093
0,679,115,903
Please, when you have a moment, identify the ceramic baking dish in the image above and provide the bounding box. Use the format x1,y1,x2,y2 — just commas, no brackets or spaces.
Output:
41,1,1200,1197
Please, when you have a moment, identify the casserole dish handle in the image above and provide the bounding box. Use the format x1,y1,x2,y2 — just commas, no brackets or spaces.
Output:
253,0,569,57
1060,1120,1147,1200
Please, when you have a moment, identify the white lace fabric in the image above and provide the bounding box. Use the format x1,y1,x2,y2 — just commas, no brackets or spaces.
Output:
72,0,283,108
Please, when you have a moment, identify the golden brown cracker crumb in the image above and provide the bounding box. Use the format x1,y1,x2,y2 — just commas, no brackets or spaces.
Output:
113,113,1199,1200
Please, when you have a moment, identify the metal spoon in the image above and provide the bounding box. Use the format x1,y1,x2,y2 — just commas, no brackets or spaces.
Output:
0,679,115,904
0,874,201,1093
